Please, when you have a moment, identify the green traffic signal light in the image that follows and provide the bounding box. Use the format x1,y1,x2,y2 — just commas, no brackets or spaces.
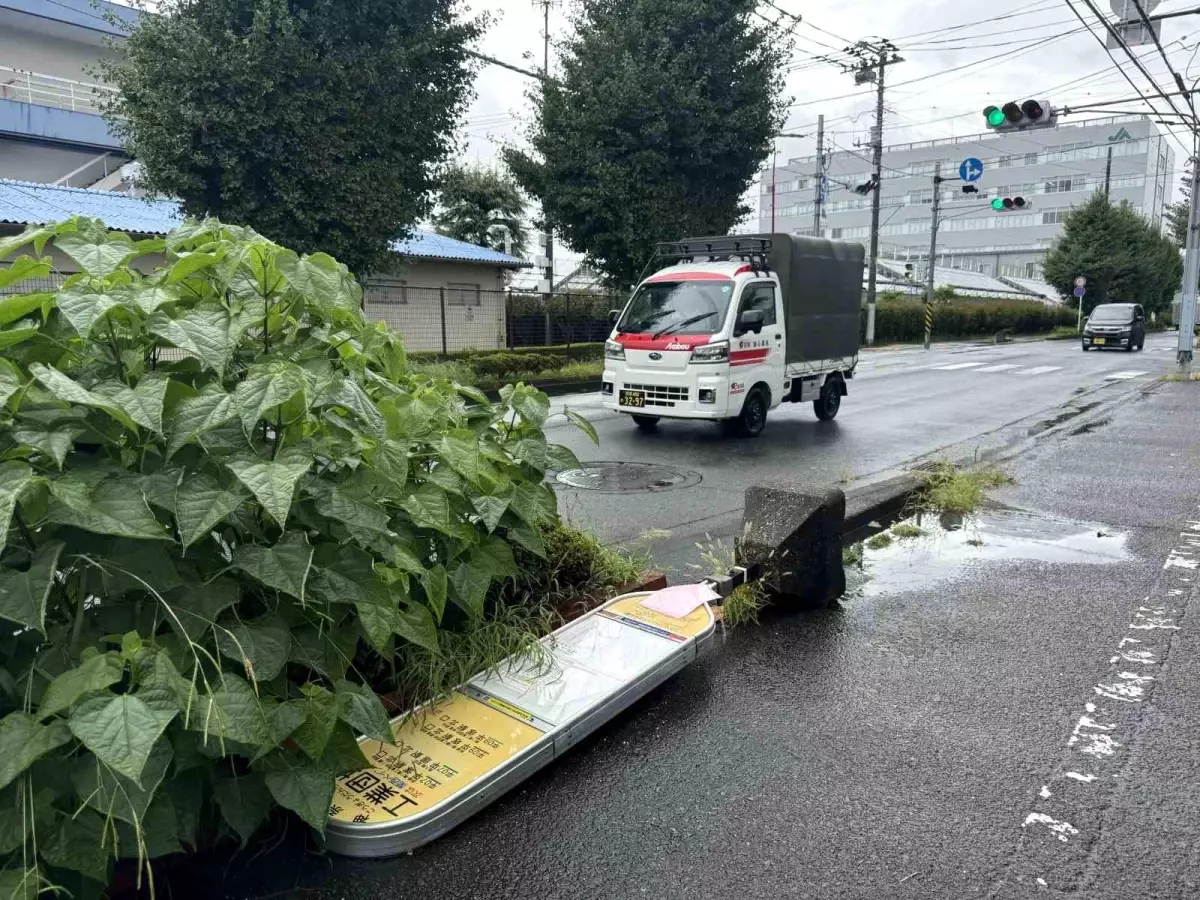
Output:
991,198,1005,210
985,106,1006,127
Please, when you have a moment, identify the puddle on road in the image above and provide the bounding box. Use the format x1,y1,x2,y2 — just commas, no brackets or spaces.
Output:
846,508,1130,598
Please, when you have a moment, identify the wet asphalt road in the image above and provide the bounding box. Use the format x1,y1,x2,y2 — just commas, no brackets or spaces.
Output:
547,332,1184,577
167,337,1200,899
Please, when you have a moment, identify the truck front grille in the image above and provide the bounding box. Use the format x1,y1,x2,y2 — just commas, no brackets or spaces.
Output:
624,384,690,408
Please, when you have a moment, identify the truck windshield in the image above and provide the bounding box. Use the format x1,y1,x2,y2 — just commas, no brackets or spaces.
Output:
618,281,734,336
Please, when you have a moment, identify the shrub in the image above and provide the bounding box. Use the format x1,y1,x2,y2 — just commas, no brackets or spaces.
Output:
870,299,1073,344
0,218,596,895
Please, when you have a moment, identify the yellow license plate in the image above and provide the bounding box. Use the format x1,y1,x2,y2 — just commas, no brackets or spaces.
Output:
1094,338,1106,345
620,390,645,408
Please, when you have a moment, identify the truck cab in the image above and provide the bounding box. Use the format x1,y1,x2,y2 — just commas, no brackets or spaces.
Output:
602,234,863,437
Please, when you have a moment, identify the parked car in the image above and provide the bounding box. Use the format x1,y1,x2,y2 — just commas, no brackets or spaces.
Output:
1082,303,1145,352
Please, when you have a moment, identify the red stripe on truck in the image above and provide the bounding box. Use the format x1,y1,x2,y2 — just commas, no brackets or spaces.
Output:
617,333,713,351
729,349,770,367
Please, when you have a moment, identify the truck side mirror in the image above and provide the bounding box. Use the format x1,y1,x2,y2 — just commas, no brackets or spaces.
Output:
609,309,620,325
737,309,765,335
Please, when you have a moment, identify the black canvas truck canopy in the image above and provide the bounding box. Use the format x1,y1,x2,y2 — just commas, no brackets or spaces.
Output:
657,233,865,364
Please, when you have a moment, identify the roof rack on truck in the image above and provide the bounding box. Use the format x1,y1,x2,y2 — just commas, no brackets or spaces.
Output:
654,236,773,272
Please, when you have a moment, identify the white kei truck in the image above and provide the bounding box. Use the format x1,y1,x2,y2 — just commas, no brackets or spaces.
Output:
602,233,866,437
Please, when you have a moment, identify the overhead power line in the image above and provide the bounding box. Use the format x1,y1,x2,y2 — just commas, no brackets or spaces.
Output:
892,0,1061,42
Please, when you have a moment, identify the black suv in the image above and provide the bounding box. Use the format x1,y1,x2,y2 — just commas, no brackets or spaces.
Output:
1082,303,1145,352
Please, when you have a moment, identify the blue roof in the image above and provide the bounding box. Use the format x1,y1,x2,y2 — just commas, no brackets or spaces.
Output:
0,0,140,36
0,179,529,268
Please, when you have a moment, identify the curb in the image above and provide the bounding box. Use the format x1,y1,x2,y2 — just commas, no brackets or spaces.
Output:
483,379,602,401
842,474,926,543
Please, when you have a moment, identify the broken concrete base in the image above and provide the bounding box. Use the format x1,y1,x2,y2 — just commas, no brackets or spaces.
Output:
738,484,846,609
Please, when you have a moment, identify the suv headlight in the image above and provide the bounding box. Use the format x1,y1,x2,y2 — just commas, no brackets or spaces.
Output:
690,341,729,364
605,339,625,360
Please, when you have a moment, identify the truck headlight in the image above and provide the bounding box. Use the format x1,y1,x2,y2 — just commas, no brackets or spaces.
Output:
605,339,625,360
690,341,729,364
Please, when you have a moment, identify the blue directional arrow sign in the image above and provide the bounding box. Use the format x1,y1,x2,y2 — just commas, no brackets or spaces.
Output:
959,157,984,182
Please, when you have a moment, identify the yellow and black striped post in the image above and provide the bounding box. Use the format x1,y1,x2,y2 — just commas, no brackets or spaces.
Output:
924,300,933,350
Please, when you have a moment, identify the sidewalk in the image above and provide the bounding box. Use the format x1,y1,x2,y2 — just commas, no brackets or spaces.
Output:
164,382,1200,900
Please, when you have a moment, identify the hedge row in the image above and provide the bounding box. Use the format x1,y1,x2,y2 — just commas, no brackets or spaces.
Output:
410,344,606,368
872,300,1074,343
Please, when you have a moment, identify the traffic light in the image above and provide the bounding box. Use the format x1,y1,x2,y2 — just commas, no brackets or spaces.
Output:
983,99,1056,131
991,196,1029,211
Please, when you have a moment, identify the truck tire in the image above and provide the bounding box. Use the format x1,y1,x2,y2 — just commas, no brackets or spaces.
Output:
631,414,660,431
736,388,768,438
814,379,842,421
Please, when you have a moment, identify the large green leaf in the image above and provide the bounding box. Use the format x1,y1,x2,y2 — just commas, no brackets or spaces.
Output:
164,580,239,647
507,522,546,558
0,256,51,291
175,473,248,548
422,564,448,623
0,227,52,263
290,685,338,760
309,550,431,652
0,292,50,328
471,491,511,533
28,363,137,431
0,866,43,900
564,407,600,444
475,535,519,580
189,676,274,750
121,282,181,315
334,680,393,744
277,251,360,317
449,558,492,619
48,476,169,541
400,483,452,534
74,735,173,826
0,712,72,791
233,361,308,434
225,450,313,526
93,372,170,433
0,360,20,410
55,287,121,337
68,695,176,784
148,304,237,375
312,484,389,536
55,231,134,277
166,386,237,458
261,756,336,833
318,376,385,436
213,772,273,845
371,439,409,489
509,482,557,526
12,423,80,469
0,461,33,560
232,533,313,602
438,429,498,488
216,618,293,683
38,651,124,720
509,385,550,426
41,811,111,883
0,541,64,634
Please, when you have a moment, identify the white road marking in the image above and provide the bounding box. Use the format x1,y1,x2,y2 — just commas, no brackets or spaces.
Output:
1065,772,1096,783
1018,366,1064,376
975,364,1021,372
935,361,987,370
1023,813,1079,843
1105,371,1148,381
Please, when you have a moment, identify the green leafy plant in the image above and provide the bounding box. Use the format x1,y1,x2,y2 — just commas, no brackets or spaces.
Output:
865,533,894,551
694,536,764,628
918,463,1012,515
0,217,596,896
890,523,925,540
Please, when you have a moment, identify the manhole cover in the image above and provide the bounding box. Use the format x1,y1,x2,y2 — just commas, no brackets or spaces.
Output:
556,462,702,493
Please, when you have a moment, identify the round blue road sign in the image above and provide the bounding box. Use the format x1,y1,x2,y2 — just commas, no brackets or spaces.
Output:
959,157,984,182
1073,286,1086,298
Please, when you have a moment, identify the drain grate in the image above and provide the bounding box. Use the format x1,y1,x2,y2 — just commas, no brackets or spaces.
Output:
556,462,702,493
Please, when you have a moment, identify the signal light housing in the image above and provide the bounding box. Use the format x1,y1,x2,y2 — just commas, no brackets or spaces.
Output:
991,196,1028,212
983,98,1056,131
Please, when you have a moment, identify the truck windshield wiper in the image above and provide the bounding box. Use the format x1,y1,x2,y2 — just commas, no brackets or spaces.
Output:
653,313,713,340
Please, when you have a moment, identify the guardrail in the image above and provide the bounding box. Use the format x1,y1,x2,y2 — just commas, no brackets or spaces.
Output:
0,66,117,115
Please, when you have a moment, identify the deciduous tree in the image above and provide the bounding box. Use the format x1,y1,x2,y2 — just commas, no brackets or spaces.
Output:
432,165,529,259
504,0,788,287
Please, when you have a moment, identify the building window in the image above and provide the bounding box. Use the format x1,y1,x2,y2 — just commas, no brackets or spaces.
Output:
1042,209,1069,225
998,154,1021,169
831,227,844,239
446,283,481,306
365,280,407,305
1024,152,1040,165
1044,178,1073,194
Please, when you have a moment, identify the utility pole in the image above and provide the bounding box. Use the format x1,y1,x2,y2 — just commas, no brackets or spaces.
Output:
926,164,942,351
1103,145,1114,199
1180,134,1199,369
771,146,778,231
846,40,903,347
536,0,555,302
813,114,825,237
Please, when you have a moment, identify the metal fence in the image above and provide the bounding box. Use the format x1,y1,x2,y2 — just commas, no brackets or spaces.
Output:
0,66,117,115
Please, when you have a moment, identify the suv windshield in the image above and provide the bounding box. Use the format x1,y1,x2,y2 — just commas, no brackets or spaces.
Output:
618,280,734,337
1090,304,1134,324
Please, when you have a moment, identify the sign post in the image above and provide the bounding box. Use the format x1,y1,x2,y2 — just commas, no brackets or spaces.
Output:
1074,277,1087,330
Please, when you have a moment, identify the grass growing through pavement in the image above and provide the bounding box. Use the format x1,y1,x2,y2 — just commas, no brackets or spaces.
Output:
866,533,894,550
919,463,1013,514
843,542,864,567
1161,371,1200,382
694,537,766,628
891,523,925,539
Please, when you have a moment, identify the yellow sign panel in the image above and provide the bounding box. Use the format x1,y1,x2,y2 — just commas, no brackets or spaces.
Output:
603,593,713,639
330,691,544,826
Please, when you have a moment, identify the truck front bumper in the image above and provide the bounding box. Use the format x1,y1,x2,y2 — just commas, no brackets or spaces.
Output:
600,367,736,419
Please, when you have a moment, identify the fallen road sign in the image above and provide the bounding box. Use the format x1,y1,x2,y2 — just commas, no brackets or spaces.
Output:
324,575,753,858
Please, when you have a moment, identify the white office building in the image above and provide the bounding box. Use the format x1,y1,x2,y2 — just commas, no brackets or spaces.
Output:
761,115,1174,281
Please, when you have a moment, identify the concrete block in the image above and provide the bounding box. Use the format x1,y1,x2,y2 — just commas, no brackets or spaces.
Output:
738,483,846,608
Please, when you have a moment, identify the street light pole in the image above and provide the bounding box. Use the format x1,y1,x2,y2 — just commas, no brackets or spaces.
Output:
925,164,942,351
1179,134,1199,368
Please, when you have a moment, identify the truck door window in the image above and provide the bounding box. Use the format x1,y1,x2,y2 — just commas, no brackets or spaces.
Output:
739,284,778,327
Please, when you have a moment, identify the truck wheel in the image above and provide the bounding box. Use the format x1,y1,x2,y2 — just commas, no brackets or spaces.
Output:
736,389,768,438
631,414,660,431
814,380,842,421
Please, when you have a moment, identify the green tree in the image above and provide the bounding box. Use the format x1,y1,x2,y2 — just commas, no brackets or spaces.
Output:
101,0,481,276
1043,193,1182,318
432,165,530,259
504,0,788,287
1164,159,1192,247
